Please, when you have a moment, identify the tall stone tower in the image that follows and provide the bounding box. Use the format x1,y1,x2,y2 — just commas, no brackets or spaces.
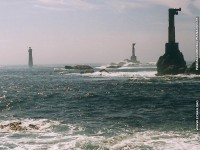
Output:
28,47,33,67
157,8,186,75
130,43,139,63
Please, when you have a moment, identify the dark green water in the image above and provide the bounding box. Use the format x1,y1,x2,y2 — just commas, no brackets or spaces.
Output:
0,65,200,149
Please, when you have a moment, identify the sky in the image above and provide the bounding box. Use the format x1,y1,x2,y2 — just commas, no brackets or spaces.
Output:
0,0,199,65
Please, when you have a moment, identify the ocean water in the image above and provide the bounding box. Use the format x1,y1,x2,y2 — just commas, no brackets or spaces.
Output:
0,64,200,150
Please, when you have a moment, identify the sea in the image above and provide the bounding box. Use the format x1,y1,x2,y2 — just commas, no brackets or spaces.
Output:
0,63,200,150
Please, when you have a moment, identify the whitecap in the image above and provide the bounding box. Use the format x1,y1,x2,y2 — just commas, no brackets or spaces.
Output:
83,71,157,78
1,119,200,150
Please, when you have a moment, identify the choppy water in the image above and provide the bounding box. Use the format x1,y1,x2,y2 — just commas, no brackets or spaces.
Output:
0,64,200,150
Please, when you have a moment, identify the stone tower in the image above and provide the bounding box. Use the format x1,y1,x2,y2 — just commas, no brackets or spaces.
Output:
28,47,33,67
157,8,186,75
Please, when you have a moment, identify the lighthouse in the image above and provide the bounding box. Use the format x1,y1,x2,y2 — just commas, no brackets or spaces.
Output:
28,47,33,67
130,43,139,63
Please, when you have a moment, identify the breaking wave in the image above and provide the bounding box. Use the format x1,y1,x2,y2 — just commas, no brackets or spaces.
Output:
0,118,199,150
82,71,157,78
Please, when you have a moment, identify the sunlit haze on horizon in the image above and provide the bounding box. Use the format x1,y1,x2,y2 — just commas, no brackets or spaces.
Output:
0,0,199,65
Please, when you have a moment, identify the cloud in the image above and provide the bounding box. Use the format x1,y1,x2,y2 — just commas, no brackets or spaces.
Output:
34,0,199,15
104,0,195,15
145,0,193,15
35,0,98,11
193,0,200,9
105,0,147,11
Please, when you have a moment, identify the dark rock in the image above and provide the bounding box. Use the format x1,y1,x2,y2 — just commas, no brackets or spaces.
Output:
0,124,4,129
29,124,39,130
106,65,121,69
74,65,93,70
0,122,40,131
73,65,94,74
186,58,200,74
65,65,74,69
157,44,187,75
99,69,109,73
1,121,28,131
64,65,94,74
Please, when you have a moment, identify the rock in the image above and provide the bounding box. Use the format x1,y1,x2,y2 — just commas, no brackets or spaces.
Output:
74,65,93,70
65,65,74,69
64,65,94,74
157,44,186,75
0,122,40,131
0,124,4,129
29,124,39,130
3,121,27,131
186,58,200,74
74,65,94,74
99,69,109,73
106,65,121,69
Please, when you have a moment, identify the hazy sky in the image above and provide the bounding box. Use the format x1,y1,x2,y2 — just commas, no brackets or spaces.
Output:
0,0,199,65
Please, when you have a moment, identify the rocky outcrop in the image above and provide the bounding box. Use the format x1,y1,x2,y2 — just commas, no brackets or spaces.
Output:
0,121,39,132
99,69,109,73
157,43,187,75
64,65,74,69
74,65,93,70
186,58,200,74
64,65,94,73
106,65,121,69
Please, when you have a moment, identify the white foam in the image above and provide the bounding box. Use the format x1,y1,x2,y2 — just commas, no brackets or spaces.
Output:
1,119,200,150
174,74,200,78
83,71,157,78
107,131,200,150
95,65,108,69
120,66,156,69
0,95,6,100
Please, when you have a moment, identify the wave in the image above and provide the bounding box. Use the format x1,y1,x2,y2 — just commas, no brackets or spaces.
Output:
95,63,156,70
0,118,199,150
83,71,157,78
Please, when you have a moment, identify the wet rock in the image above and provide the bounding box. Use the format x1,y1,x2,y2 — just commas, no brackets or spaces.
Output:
64,65,74,69
0,121,27,131
99,69,109,73
186,58,200,74
106,65,121,69
0,124,4,129
0,122,41,132
157,44,186,75
64,65,94,74
29,124,39,130
74,65,93,70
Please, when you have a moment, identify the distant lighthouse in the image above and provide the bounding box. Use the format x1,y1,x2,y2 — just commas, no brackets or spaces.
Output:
28,47,33,67
130,43,139,63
